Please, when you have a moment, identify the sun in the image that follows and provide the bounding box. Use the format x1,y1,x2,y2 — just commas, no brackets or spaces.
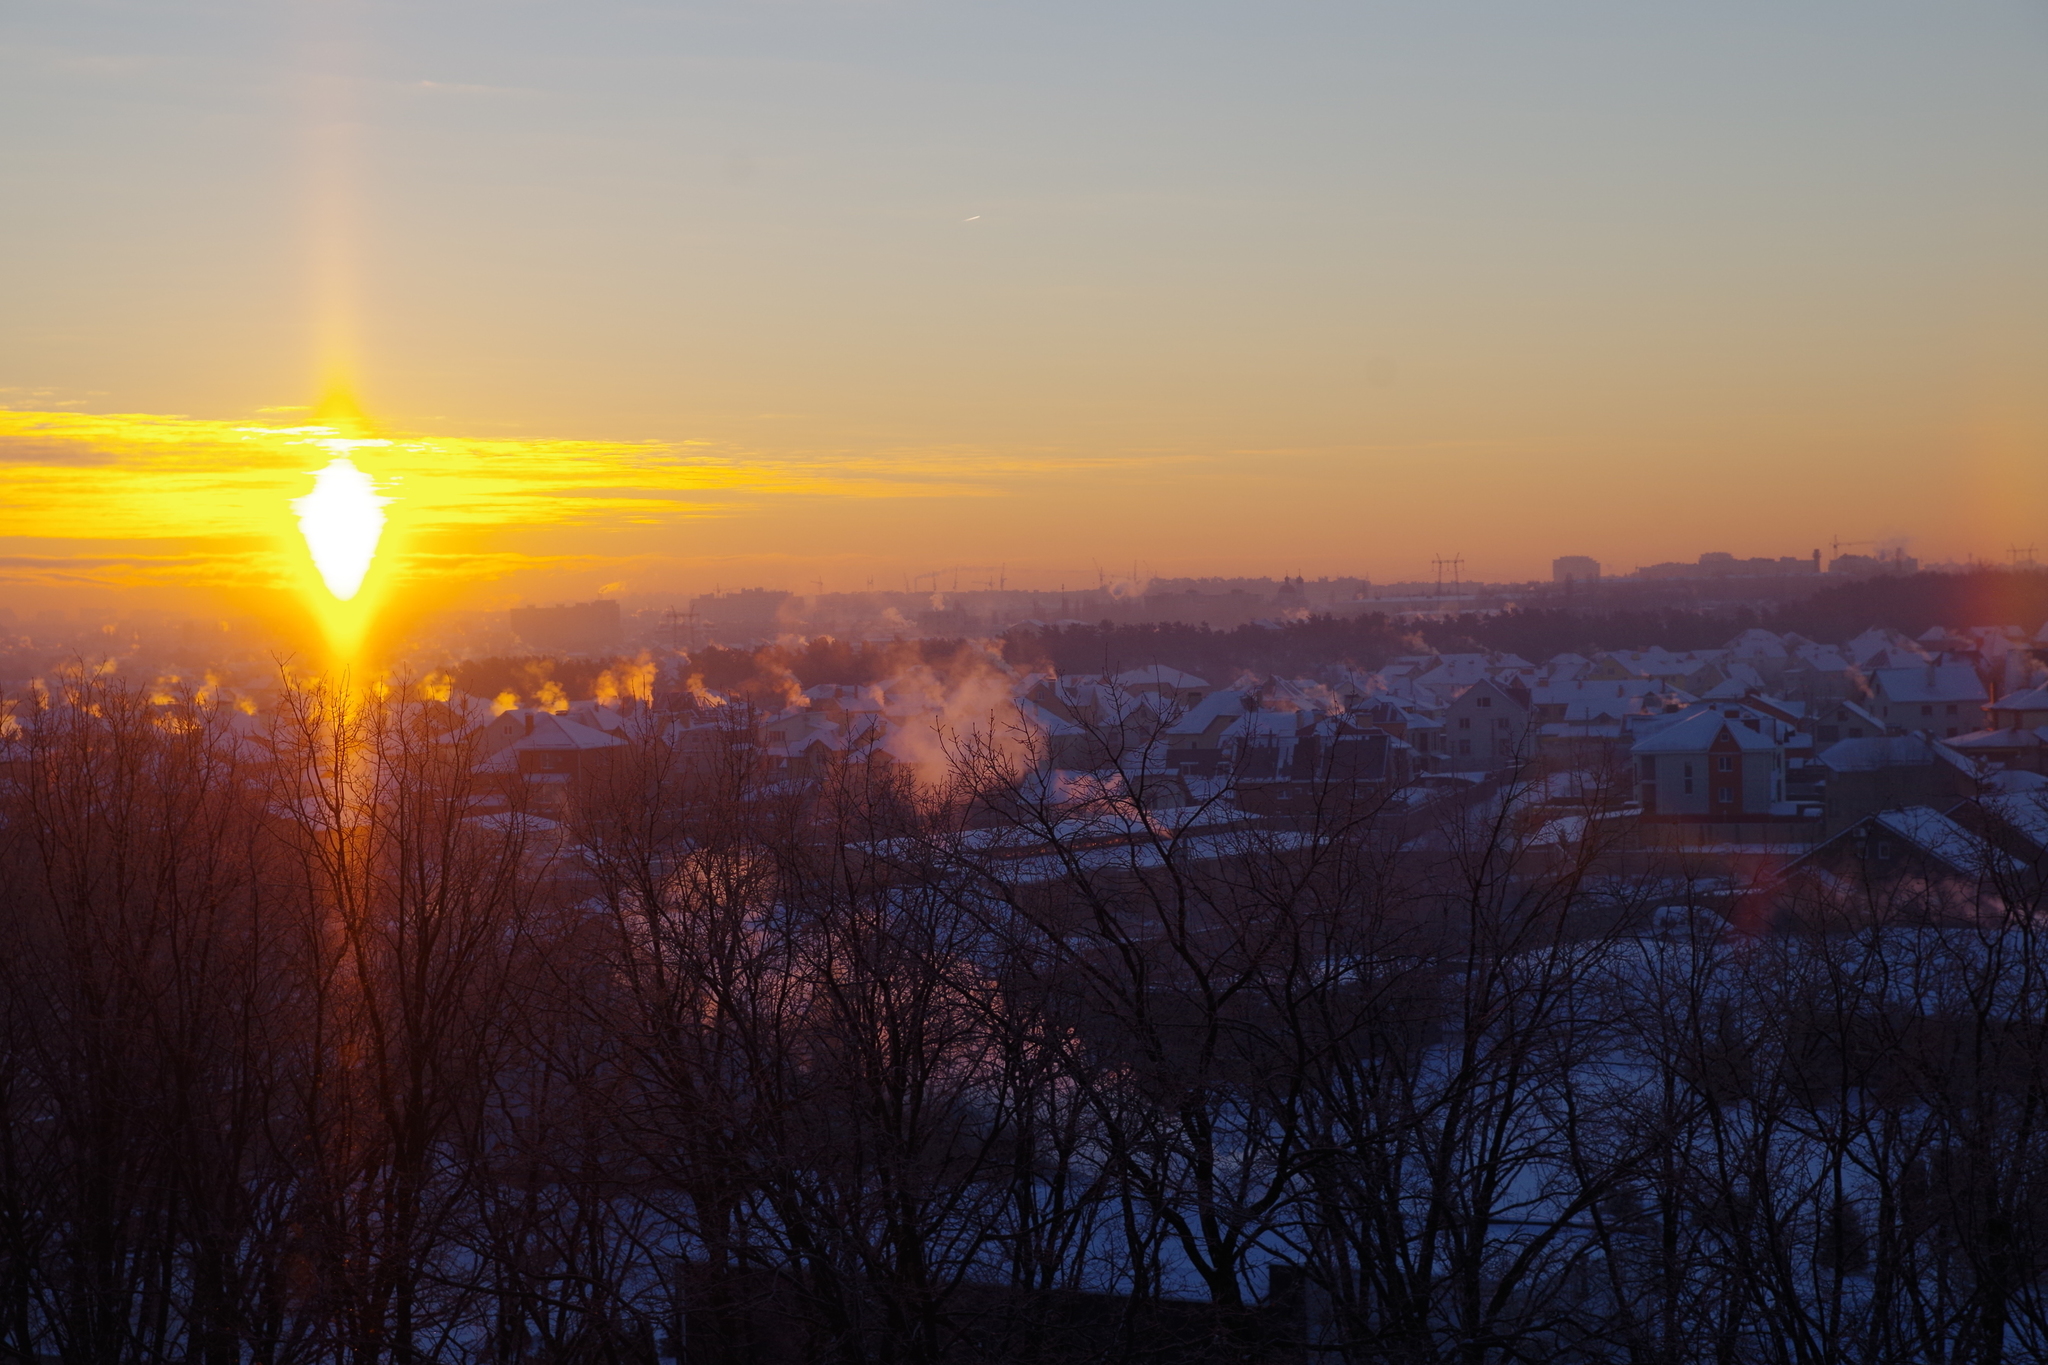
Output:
293,453,390,601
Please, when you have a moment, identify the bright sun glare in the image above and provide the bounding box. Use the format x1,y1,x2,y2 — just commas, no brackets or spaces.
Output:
293,454,390,601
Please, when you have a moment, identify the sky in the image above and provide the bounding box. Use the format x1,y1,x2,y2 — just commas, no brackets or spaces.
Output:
2,0,2045,619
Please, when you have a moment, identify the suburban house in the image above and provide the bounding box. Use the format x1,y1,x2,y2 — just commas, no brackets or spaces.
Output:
1988,683,2048,732
1228,714,1403,815
1806,698,1889,745
1785,806,2025,920
1164,688,1255,775
1632,711,1783,819
1867,663,1988,737
1441,678,1534,771
1112,666,1212,713
476,709,628,804
1587,648,1730,694
1817,735,1980,834
1944,726,2046,776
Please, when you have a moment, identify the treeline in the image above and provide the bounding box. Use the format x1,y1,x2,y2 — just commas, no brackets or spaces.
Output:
1002,617,1416,680
3,676,2047,1363
1002,570,2048,678
1767,567,2048,643
1414,569,2048,663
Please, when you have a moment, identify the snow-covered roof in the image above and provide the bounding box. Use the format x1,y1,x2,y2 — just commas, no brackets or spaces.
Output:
1871,663,1989,705
1992,683,2048,713
1113,665,1210,691
1871,807,2020,877
1164,688,1252,736
1944,727,2046,755
1819,735,1976,775
1725,629,1789,659
1790,643,1852,671
1846,627,1925,665
517,713,628,751
1531,680,1659,702
1979,792,2048,853
1224,710,1313,741
1699,663,1766,698
1631,710,1779,754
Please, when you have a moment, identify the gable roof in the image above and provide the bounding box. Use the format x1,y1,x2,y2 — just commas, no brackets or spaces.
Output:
1818,734,1976,775
1789,805,2019,882
1631,710,1778,755
1871,663,1989,706
1872,807,2021,877
1977,792,2048,855
1992,683,2048,713
1725,629,1789,659
516,713,627,751
1113,665,1210,691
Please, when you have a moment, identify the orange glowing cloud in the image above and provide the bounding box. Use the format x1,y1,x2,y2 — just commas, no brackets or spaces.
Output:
0,407,1011,601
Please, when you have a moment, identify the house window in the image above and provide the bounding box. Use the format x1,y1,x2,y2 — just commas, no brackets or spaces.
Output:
1477,696,1492,708
1717,787,1732,803
1682,763,1693,778
1921,705,1934,717
1683,778,1694,794
1496,718,1510,732
1458,739,1472,756
1945,704,1957,716
1640,757,1656,779
1458,718,1471,730
1717,755,1734,772
1876,841,1894,859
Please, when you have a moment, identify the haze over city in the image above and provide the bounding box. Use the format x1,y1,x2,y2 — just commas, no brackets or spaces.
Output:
4,0,2046,640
